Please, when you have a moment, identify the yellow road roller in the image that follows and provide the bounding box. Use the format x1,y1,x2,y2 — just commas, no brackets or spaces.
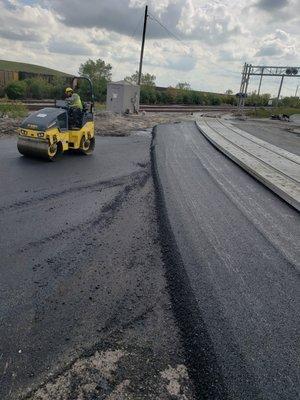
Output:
17,76,95,161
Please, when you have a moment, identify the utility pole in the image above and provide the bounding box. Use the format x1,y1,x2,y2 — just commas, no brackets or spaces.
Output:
138,5,148,86
257,67,264,96
276,75,284,107
295,84,299,97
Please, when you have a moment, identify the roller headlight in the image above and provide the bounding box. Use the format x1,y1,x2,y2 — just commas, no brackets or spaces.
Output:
37,132,44,138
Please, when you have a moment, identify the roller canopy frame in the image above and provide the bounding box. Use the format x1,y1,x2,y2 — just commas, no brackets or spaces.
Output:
71,76,95,113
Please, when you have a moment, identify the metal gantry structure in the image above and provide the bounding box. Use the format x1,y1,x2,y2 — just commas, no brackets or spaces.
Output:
238,63,300,110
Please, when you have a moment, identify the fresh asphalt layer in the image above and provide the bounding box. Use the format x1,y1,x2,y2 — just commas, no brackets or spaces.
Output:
0,134,193,400
1,123,299,400
152,122,300,400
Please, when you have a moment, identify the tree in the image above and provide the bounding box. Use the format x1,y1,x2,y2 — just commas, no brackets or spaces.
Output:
125,71,156,87
79,58,112,101
79,59,112,81
5,80,27,100
176,82,191,90
225,89,233,95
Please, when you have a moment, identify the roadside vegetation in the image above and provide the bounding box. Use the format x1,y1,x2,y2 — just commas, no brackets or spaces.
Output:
0,102,27,118
246,107,300,118
1,58,300,110
246,97,300,118
4,76,67,100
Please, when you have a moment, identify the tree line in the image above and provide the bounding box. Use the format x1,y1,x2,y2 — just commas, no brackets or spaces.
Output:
2,58,299,108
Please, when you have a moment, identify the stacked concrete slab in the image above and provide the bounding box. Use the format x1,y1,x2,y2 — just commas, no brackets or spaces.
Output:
196,118,300,211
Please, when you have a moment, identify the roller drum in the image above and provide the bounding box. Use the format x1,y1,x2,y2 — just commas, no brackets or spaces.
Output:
17,137,57,161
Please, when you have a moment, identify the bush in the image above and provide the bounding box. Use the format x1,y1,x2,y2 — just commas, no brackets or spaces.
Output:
25,78,53,99
5,81,27,100
245,92,271,107
279,96,300,108
5,77,68,101
140,86,157,104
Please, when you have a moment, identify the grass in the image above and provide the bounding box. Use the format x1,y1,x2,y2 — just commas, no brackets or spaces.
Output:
0,59,71,77
246,107,300,118
0,103,28,118
94,103,106,111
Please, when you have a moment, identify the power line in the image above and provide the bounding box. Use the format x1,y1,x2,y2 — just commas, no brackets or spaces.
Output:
113,11,145,75
148,12,192,55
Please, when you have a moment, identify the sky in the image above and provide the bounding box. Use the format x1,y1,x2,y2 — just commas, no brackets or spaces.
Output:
0,0,299,95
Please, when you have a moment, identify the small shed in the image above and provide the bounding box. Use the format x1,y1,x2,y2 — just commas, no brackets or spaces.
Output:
106,80,140,114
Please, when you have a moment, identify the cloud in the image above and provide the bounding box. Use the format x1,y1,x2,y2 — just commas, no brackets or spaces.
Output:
0,0,299,95
48,39,93,56
0,0,57,42
0,28,40,41
46,0,241,44
253,0,300,21
255,29,296,58
255,0,289,11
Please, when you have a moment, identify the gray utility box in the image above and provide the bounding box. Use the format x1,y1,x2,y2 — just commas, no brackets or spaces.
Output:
106,80,140,113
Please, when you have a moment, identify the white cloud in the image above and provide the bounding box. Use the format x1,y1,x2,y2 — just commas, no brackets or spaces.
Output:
0,0,299,95
255,29,296,58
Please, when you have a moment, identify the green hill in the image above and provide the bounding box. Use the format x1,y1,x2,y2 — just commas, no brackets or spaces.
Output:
0,60,71,76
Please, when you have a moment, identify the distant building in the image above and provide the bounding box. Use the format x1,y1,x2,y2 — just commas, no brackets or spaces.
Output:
0,70,18,89
0,70,59,90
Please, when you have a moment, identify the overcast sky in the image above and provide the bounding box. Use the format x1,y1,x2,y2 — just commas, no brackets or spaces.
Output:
0,0,299,95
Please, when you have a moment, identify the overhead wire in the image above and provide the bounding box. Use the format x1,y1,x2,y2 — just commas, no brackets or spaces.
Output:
113,11,145,77
147,12,192,56
147,10,195,86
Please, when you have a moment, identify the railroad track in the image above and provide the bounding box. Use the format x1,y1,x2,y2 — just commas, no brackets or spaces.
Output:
140,105,238,113
23,100,243,113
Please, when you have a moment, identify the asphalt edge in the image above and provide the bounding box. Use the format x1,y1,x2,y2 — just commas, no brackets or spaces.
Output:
195,120,300,212
150,125,228,400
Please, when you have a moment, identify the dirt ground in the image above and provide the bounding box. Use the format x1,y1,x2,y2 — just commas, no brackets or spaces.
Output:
0,116,22,136
0,111,198,137
94,111,200,136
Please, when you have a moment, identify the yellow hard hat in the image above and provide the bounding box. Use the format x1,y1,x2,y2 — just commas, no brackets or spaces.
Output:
65,87,73,93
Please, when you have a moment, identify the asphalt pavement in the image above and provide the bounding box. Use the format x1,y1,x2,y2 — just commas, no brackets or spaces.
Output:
152,122,300,400
1,122,300,400
0,134,193,400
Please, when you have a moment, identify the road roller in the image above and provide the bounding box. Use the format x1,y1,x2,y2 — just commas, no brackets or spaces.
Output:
17,76,95,161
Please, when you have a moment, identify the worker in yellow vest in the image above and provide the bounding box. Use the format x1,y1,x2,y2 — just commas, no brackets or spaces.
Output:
65,87,83,128
65,87,83,110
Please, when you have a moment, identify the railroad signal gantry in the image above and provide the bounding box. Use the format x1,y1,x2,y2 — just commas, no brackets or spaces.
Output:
238,63,300,111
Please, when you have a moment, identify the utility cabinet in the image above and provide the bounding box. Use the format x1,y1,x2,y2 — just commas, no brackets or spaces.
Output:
106,81,140,113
